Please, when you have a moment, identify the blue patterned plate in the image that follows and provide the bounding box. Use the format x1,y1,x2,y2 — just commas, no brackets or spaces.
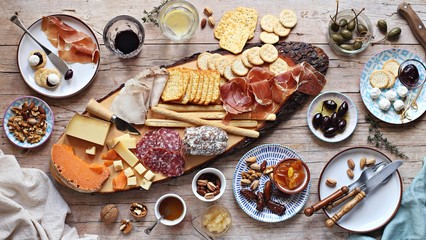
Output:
360,48,426,124
3,96,54,148
233,144,310,222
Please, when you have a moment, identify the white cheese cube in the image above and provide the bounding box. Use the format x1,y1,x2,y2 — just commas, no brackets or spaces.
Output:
85,146,96,155
127,176,137,187
134,163,147,175
140,178,152,190
124,167,135,177
113,160,123,172
144,170,156,181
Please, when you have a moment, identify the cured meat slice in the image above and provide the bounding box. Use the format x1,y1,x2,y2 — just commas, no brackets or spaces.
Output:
247,67,275,83
136,130,157,159
296,62,327,96
249,80,273,105
142,148,169,173
159,151,185,177
156,128,182,152
220,77,254,114
41,16,100,64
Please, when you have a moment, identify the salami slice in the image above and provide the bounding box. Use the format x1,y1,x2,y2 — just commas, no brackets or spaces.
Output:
136,130,157,159
160,151,185,177
156,128,182,152
141,147,169,173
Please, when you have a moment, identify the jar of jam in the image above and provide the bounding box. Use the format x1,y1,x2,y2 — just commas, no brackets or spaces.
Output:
398,59,426,88
272,158,310,194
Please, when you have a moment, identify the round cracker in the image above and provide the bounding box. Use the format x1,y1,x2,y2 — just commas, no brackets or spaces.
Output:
370,70,390,89
35,68,61,88
260,31,279,44
241,49,254,68
269,58,290,75
231,58,249,76
247,47,264,66
279,10,298,28
273,21,291,37
197,52,211,70
29,50,47,69
382,59,400,77
208,53,222,70
261,14,279,33
215,57,230,76
259,44,279,63
34,68,48,87
224,65,238,81
384,70,397,88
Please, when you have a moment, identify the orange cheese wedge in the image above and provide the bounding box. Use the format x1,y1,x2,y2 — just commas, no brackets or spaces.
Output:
102,149,123,160
51,144,110,193
103,160,113,167
112,171,127,191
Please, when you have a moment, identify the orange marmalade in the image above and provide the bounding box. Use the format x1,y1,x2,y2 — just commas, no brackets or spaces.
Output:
274,159,305,190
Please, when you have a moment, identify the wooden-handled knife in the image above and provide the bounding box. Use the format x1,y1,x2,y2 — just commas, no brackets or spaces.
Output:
398,2,426,51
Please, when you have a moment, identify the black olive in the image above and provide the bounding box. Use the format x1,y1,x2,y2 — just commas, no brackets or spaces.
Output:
323,100,337,111
312,112,323,129
399,64,419,85
337,101,348,117
65,69,74,80
320,116,332,131
324,127,338,138
338,119,347,132
331,112,339,127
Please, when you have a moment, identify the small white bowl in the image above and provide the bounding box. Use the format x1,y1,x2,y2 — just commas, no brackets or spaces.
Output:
154,193,186,226
192,168,226,202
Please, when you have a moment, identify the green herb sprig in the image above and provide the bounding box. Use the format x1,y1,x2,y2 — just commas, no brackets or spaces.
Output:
141,0,171,27
365,115,408,159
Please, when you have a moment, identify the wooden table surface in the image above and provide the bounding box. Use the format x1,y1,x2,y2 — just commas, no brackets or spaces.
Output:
1,0,425,239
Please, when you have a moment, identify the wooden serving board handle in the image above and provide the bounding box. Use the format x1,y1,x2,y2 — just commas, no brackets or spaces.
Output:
86,98,113,122
398,2,426,50
325,191,366,228
304,186,349,216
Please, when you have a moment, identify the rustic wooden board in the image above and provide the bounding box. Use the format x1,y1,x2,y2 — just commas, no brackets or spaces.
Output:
51,41,329,193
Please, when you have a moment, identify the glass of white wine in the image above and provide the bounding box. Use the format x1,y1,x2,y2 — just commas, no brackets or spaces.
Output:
158,0,199,41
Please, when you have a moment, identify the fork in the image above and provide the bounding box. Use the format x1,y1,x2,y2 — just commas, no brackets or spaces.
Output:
304,162,386,216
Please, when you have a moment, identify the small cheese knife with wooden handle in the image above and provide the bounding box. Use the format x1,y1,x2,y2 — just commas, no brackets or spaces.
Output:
398,2,426,51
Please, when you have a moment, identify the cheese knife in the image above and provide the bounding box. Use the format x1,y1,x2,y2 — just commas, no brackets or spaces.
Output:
325,160,403,227
10,14,72,78
86,98,141,135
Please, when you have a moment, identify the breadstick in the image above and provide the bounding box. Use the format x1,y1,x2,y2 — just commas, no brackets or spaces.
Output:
151,106,260,138
145,119,258,128
177,112,276,121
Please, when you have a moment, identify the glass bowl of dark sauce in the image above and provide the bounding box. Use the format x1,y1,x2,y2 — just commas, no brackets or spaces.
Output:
398,59,426,88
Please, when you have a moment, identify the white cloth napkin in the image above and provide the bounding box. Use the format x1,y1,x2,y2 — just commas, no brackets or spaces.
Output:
0,150,80,240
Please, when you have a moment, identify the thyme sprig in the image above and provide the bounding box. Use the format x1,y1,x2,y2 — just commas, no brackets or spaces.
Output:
365,115,408,159
141,0,171,27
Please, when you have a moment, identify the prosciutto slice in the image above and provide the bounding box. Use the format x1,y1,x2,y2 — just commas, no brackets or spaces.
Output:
41,16,100,64
220,77,253,114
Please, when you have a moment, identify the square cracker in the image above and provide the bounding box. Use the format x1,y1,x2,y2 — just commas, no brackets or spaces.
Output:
219,21,251,54
236,7,258,39
161,68,185,102
211,71,221,103
198,71,211,104
189,70,200,102
180,70,194,104
194,71,205,103
214,10,234,40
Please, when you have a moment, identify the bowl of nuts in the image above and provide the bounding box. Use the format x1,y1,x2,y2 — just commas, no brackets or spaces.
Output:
192,168,226,202
3,96,54,148
272,158,310,195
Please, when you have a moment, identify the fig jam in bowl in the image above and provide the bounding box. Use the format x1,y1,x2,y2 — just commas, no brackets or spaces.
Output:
154,193,186,226
272,158,310,194
398,59,426,88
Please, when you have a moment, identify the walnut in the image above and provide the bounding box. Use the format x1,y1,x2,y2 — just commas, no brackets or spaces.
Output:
100,204,119,224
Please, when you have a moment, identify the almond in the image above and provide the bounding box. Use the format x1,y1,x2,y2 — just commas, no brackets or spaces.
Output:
208,16,215,28
347,169,354,179
360,157,367,169
347,159,355,170
200,18,207,29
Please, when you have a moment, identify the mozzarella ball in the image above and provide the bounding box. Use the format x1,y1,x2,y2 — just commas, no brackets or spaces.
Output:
385,90,397,102
370,87,381,99
397,86,408,98
28,55,41,67
47,73,60,86
393,100,404,111
379,98,391,111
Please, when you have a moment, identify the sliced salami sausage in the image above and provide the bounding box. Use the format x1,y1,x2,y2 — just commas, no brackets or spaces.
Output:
136,130,157,159
160,151,185,177
141,147,169,173
156,128,182,152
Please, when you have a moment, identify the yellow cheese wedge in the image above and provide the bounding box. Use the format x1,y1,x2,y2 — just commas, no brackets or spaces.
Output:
140,178,152,190
127,176,137,187
85,146,96,155
113,142,138,167
144,170,156,181
65,114,111,146
134,163,147,175
113,160,123,172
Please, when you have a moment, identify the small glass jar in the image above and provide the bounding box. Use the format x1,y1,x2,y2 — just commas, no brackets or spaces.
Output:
157,0,199,41
200,205,232,237
103,15,145,58
328,9,373,56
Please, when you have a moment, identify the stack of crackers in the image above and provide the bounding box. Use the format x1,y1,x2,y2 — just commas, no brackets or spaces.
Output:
215,7,258,54
161,68,221,105
259,10,297,44
370,59,400,89
197,44,291,81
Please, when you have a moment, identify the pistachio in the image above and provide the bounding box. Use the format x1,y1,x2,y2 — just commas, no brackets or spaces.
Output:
246,156,257,164
119,219,132,234
250,163,261,171
250,180,259,190
326,178,337,187
360,157,367,169
241,179,251,185
347,159,355,170
203,7,213,17
100,204,119,224
200,18,207,29
347,169,354,179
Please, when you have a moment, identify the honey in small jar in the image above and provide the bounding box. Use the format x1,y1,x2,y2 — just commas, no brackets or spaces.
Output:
274,159,305,190
159,196,184,221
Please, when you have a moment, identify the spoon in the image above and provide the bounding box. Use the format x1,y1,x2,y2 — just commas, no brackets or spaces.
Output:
144,209,169,235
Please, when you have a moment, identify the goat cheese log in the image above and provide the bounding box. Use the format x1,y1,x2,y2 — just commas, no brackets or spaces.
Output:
183,126,228,156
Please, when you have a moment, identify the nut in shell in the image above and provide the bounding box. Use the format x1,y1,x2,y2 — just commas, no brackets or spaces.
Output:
130,202,147,218
250,180,259,190
119,219,132,234
347,159,355,170
246,156,256,164
100,204,119,224
326,178,337,187
207,181,217,191
250,163,261,171
241,179,251,185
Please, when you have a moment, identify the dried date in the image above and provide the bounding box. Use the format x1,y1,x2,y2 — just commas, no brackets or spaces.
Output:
263,180,272,201
256,192,265,211
240,189,257,201
266,200,286,215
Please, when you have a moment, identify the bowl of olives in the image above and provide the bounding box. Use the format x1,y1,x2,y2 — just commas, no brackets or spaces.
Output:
328,9,373,56
307,91,358,143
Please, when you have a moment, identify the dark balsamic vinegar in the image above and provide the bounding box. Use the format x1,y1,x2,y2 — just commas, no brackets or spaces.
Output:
114,30,139,54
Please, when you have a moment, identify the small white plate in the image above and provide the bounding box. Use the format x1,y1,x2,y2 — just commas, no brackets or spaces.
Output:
3,96,54,148
307,91,358,143
318,147,402,233
17,15,100,98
